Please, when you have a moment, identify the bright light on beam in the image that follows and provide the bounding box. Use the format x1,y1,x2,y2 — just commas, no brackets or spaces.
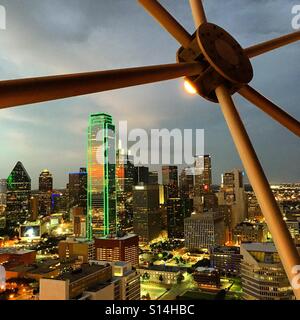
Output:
184,80,197,95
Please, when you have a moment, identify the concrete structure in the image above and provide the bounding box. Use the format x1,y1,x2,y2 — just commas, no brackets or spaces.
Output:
39,263,112,300
0,248,36,267
233,221,265,245
217,169,248,235
210,246,243,275
184,211,225,250
94,234,139,267
240,243,294,300
58,238,95,263
193,267,221,288
93,261,140,300
137,265,181,285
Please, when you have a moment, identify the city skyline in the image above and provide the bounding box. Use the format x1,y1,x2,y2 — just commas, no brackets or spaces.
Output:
0,0,299,188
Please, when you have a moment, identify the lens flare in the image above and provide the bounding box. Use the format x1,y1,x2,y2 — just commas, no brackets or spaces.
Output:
184,80,197,95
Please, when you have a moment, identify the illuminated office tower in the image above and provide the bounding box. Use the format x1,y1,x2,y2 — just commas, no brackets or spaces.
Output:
39,169,53,192
133,184,161,243
116,150,135,232
194,155,212,213
148,171,159,185
87,113,117,240
217,169,248,233
69,168,87,211
0,179,6,229
162,166,178,199
134,166,149,185
6,162,31,225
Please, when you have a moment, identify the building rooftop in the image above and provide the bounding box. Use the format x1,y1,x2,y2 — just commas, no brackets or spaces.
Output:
55,264,109,283
241,242,277,253
0,248,35,255
140,265,181,273
96,233,138,241
211,246,241,254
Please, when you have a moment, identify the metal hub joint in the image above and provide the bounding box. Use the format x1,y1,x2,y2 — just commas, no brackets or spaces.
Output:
177,23,253,102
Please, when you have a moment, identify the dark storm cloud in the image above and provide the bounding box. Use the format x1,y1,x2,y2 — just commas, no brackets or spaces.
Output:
0,0,299,187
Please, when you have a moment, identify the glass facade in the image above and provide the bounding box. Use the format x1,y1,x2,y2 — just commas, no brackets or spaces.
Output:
87,113,116,240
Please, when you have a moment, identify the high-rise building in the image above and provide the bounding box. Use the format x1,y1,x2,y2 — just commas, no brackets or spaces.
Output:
194,155,212,213
39,169,53,192
6,162,31,225
94,234,139,267
71,207,87,238
240,243,294,300
233,222,265,245
29,196,39,221
184,212,225,251
87,113,117,240
0,179,7,206
68,168,87,211
162,166,178,199
179,168,194,199
0,179,7,229
217,169,248,236
148,171,159,185
133,184,161,243
167,198,192,239
134,166,149,185
116,151,135,232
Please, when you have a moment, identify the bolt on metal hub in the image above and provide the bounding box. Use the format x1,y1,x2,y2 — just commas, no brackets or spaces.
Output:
177,23,253,102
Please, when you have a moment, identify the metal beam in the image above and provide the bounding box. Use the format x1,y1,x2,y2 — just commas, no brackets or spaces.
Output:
0,62,202,109
239,85,300,137
215,84,300,300
189,0,207,28
138,0,192,48
245,31,300,58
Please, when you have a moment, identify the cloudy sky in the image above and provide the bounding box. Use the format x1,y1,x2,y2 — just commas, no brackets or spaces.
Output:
0,0,299,188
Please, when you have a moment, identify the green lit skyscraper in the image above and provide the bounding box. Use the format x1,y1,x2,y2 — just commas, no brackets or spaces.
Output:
87,113,117,240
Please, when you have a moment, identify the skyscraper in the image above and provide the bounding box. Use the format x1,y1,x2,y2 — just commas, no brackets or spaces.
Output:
6,162,31,225
194,155,212,213
184,212,225,251
39,169,53,192
162,165,178,199
217,169,248,236
68,168,87,211
116,151,135,232
0,179,6,229
133,184,161,243
87,113,117,240
134,166,149,185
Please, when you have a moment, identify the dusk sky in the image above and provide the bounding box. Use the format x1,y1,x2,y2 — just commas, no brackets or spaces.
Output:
0,0,299,189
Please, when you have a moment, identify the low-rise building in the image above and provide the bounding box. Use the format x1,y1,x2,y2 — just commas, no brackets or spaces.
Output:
193,267,221,288
94,234,139,267
58,238,95,263
137,265,181,285
0,248,36,267
39,263,112,300
240,242,294,300
210,246,242,275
